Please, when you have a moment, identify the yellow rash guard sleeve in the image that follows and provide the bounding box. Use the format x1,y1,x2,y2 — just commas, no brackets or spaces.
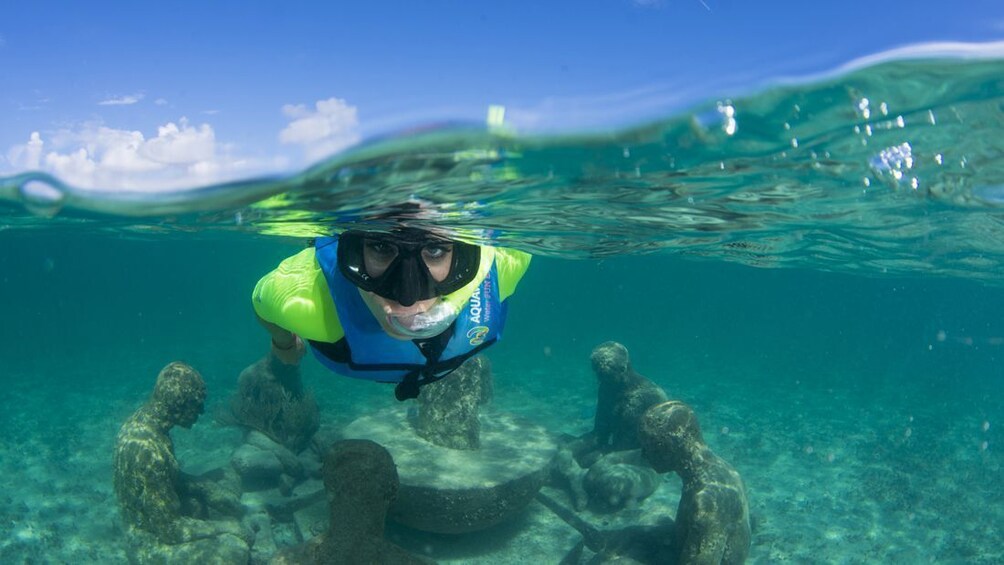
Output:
494,248,532,302
252,247,344,342
252,244,530,343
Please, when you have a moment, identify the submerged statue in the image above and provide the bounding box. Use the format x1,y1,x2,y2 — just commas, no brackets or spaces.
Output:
113,362,249,563
230,355,319,453
639,401,751,565
551,342,669,512
271,440,429,564
414,355,491,449
591,341,669,452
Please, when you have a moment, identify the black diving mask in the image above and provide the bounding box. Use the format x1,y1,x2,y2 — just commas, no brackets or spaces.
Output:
337,229,481,307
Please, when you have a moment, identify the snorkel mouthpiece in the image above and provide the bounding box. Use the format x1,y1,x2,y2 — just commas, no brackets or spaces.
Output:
387,300,460,338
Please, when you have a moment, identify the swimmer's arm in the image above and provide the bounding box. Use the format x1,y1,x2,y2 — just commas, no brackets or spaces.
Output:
252,248,343,364
494,248,532,302
256,313,305,365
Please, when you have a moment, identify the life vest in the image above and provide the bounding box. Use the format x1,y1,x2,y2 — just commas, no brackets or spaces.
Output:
309,236,507,399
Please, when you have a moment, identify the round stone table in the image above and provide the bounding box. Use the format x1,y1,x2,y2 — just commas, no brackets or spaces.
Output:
342,406,557,534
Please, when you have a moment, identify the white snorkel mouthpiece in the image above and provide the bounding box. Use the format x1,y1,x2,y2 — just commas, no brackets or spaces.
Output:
387,300,460,339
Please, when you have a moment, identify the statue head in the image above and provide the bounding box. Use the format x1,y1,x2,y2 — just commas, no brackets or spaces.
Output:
591,341,632,381
638,401,704,474
150,362,207,429
324,440,399,518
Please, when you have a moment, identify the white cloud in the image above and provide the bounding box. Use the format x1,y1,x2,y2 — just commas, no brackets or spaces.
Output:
154,98,168,106
142,119,216,165
6,131,44,169
279,97,360,161
98,93,145,106
5,118,271,190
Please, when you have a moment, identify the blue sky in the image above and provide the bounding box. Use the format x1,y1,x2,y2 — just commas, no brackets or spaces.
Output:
1,0,1001,189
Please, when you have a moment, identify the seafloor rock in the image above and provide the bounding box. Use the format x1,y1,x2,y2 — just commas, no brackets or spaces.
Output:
342,406,557,534
230,356,320,454
270,440,429,564
639,400,751,565
231,443,284,490
592,342,669,452
415,356,492,450
126,529,250,564
582,450,661,513
247,430,305,478
245,511,278,564
536,490,678,565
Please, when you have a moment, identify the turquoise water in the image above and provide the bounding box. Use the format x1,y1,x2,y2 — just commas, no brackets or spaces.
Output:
1,50,1003,563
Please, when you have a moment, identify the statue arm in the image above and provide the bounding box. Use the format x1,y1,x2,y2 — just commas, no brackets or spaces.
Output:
179,472,243,519
114,433,185,541
678,489,729,565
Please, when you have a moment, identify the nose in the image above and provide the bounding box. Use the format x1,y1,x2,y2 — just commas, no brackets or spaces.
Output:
391,256,424,306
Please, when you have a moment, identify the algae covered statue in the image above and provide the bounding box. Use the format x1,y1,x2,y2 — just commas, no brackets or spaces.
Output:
552,341,669,513
114,362,249,563
272,439,430,564
252,227,531,400
591,341,669,452
639,401,751,565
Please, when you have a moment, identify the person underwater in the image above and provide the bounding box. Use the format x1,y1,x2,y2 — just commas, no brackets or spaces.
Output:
253,228,531,400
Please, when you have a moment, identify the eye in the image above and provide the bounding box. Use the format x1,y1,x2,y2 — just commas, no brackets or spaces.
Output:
364,240,398,259
422,244,453,261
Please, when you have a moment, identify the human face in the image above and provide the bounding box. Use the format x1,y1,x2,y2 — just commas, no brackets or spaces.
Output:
362,237,455,283
358,240,461,339
336,230,481,307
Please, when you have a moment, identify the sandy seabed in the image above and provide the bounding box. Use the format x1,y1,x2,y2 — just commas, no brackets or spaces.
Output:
0,353,1000,564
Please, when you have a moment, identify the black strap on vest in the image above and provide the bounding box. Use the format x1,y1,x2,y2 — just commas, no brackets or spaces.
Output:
309,324,496,402
394,325,496,401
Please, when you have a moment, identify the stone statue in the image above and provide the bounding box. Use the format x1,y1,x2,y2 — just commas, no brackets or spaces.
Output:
113,362,249,563
230,355,319,454
591,342,668,453
549,342,669,510
582,449,661,513
414,356,491,450
639,401,751,565
271,440,430,564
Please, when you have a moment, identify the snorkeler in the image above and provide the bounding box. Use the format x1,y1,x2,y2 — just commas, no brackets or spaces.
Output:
252,228,531,400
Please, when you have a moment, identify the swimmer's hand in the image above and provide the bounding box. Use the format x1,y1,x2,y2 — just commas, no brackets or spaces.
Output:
271,334,305,365
257,313,305,365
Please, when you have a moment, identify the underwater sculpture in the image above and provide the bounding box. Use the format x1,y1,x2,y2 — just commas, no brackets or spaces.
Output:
581,449,662,513
639,401,751,565
591,341,669,453
341,355,556,533
542,342,749,564
551,342,669,513
230,355,320,454
113,362,250,563
536,489,679,564
413,355,492,449
271,440,429,564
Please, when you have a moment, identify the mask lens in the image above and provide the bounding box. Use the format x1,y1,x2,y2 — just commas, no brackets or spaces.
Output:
361,238,400,279
337,230,481,303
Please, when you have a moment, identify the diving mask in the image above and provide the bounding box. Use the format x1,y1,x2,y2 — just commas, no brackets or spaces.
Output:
337,229,481,306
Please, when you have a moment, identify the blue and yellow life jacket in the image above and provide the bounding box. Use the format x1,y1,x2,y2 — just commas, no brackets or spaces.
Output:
310,236,506,398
